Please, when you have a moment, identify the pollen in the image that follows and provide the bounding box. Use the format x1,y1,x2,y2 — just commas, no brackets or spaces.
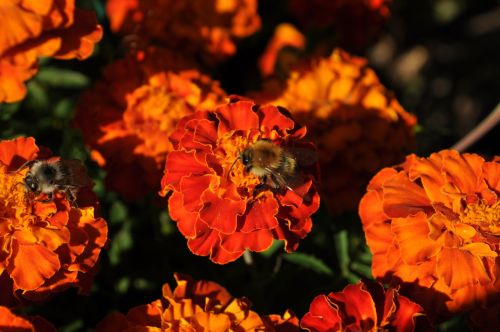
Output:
460,200,500,236
216,133,260,189
0,165,33,229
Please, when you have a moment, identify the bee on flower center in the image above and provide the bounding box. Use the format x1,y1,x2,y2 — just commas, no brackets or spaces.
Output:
16,159,93,206
228,139,312,194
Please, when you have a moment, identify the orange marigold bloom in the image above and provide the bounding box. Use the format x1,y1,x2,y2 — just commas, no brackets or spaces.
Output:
258,49,416,215
75,48,226,201
301,281,431,332
96,273,299,331
0,137,108,305
106,0,261,62
289,0,391,51
0,0,103,103
160,97,320,264
0,306,56,332
359,150,500,320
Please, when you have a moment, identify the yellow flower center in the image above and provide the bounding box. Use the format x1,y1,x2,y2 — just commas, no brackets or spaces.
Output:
460,200,500,236
216,132,261,190
0,165,36,243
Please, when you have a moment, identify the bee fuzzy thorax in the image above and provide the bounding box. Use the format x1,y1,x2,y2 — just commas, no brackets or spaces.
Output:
239,140,299,192
21,158,93,205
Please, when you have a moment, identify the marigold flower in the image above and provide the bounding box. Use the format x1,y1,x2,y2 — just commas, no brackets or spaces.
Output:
96,273,299,331
0,137,108,305
0,0,103,103
106,0,261,62
301,281,431,332
160,97,320,264
359,150,500,319
289,0,391,51
258,49,416,215
75,48,226,201
0,306,56,332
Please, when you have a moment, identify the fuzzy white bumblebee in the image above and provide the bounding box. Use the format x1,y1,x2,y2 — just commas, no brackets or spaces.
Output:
18,159,93,205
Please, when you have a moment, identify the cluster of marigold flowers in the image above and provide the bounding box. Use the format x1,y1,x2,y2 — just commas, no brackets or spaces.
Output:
1,0,499,331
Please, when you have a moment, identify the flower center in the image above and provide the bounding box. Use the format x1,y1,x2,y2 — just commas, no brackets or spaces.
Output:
460,200,500,236
216,132,261,189
0,165,34,230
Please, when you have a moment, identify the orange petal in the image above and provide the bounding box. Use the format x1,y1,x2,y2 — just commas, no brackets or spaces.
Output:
462,243,497,257
329,283,378,329
301,295,342,331
216,100,259,135
161,151,211,192
0,306,33,331
367,167,399,191
409,155,451,206
52,9,103,60
391,295,428,332
240,195,279,232
179,118,218,151
382,172,432,218
442,151,484,194
169,191,198,238
258,23,305,77
436,247,491,290
483,160,500,193
127,303,163,326
192,312,232,331
0,59,38,103
199,190,246,234
220,229,273,253
180,174,212,212
0,137,39,170
258,104,296,133
9,241,61,291
391,212,442,265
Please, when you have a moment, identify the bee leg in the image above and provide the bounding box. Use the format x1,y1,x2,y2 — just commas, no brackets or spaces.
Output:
37,192,53,203
64,189,78,207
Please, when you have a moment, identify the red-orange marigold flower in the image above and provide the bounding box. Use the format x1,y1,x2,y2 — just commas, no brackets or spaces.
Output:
106,0,261,62
75,48,226,201
96,273,299,331
359,150,500,320
0,137,108,305
289,0,391,51
0,0,103,103
301,281,431,332
257,49,416,215
0,306,56,332
160,97,320,264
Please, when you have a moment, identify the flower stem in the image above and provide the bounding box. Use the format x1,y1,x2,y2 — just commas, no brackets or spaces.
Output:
452,102,500,152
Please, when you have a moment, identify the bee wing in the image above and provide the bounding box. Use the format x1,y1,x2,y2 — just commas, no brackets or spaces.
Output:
288,146,318,167
265,167,294,191
56,159,93,187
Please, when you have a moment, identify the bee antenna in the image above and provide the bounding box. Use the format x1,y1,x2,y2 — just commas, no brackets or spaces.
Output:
11,159,36,174
226,150,241,180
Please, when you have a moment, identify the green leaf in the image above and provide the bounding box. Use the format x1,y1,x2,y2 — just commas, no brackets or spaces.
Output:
110,200,128,224
283,252,333,276
26,80,49,110
159,210,175,235
36,67,90,88
260,240,283,258
334,230,350,274
350,261,373,278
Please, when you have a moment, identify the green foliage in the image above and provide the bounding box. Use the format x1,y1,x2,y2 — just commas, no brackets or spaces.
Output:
282,252,334,276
